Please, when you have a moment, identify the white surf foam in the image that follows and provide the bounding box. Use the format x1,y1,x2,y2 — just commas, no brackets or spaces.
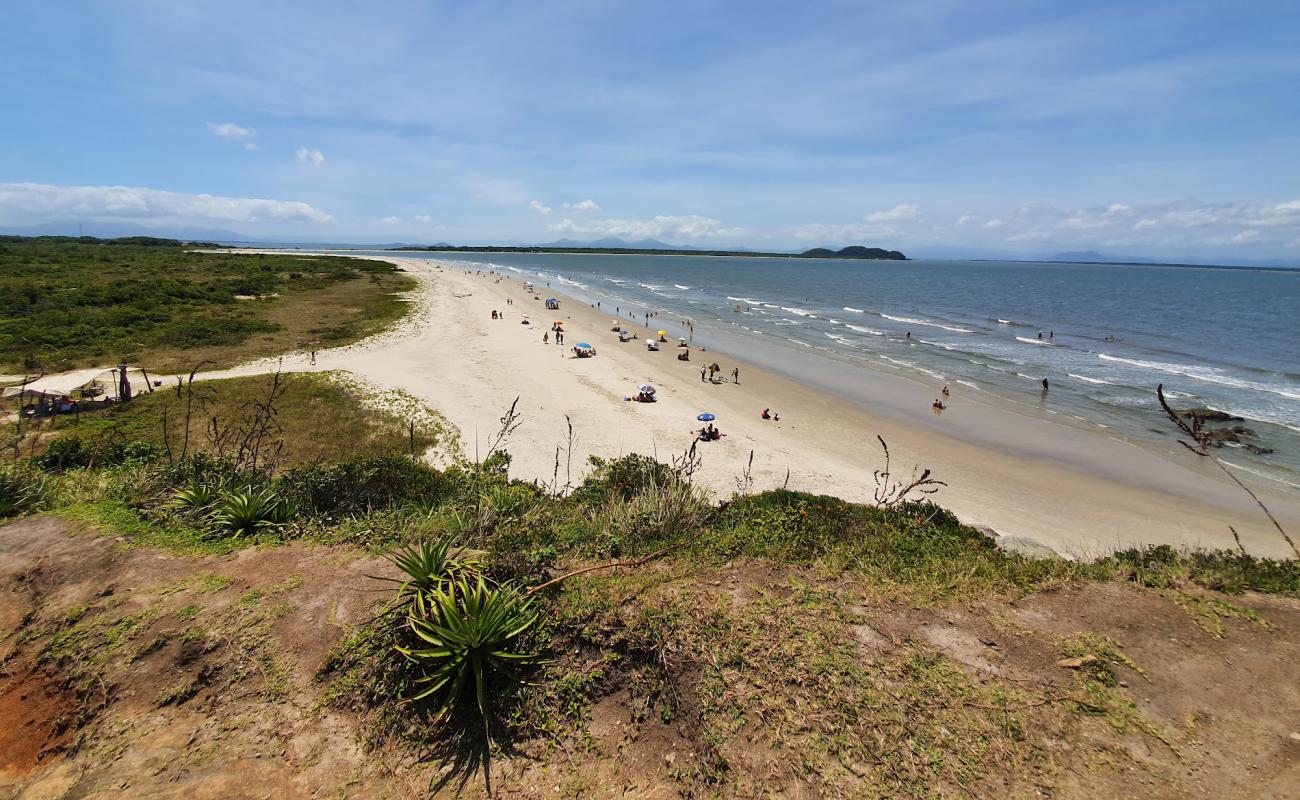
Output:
1098,354,1300,400
881,313,974,333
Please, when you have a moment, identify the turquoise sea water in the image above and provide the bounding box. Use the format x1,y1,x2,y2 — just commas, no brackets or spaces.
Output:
363,251,1300,491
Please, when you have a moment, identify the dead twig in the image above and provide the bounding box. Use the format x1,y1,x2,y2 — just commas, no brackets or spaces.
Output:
1158,384,1296,557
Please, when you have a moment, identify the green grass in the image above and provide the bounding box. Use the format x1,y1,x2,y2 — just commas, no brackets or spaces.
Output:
41,372,454,467
0,239,415,372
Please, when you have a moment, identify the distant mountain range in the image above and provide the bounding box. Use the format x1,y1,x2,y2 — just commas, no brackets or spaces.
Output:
0,220,252,242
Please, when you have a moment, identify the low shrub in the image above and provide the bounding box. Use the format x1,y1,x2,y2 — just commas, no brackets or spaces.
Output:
276,456,449,516
0,461,51,518
570,453,677,506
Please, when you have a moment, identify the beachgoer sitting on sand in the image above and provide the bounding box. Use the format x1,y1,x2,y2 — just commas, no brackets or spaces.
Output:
932,399,946,410
491,310,498,319
941,385,950,397
761,408,770,419
677,350,690,361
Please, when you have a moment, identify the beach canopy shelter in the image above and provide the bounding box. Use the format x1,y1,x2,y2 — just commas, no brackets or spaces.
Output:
3,366,155,402
4,366,157,414
697,413,716,421
638,384,656,396
545,298,560,309
645,339,660,350
574,342,594,350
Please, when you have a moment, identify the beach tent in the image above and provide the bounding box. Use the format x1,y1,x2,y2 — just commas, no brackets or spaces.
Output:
545,298,560,309
2,366,155,402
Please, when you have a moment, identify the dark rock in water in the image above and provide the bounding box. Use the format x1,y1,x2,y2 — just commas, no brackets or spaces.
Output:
1176,407,1243,424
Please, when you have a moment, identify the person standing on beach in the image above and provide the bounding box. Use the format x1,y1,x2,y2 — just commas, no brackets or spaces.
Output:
543,332,549,344
1042,378,1049,393
700,366,707,382
310,349,316,365
731,367,739,385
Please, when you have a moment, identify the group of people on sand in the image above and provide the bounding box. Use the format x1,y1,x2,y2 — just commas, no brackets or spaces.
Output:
698,422,724,441
698,363,739,384
544,321,565,345
933,385,950,412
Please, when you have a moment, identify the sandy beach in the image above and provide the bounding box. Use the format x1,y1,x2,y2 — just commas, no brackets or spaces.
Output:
210,253,1300,559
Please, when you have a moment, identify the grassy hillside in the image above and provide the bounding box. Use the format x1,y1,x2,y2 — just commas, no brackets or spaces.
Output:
1,387,1297,796
0,239,416,373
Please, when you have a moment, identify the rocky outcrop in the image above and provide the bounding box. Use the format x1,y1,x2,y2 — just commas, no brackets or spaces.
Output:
1175,408,1274,454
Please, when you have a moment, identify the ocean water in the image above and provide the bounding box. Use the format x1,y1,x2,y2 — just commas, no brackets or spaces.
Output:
362,250,1300,490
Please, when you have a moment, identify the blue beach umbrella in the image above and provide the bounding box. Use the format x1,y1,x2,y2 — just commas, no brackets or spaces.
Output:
575,342,593,349
696,413,716,421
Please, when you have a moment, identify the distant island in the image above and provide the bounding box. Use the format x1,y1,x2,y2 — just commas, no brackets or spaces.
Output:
391,243,907,260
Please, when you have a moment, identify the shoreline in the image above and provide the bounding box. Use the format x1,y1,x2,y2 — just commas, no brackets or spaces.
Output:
212,252,1300,558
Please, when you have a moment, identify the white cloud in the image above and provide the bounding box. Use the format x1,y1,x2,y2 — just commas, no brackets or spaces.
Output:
208,122,257,150
562,199,601,213
865,203,919,223
0,182,332,225
945,198,1300,252
528,200,552,215
296,147,326,167
379,216,401,226
413,214,432,224
551,214,744,241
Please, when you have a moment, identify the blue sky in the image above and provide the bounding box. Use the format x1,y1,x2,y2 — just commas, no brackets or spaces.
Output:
2,0,1299,259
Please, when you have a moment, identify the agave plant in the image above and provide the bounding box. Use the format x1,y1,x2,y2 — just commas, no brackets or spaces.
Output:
384,538,479,600
171,481,220,513
396,577,542,723
211,487,297,536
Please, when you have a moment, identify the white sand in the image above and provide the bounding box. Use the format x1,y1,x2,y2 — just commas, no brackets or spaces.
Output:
210,254,1300,559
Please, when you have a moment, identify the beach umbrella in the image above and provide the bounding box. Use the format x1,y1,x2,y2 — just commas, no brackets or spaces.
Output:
575,342,593,349
657,330,667,336
696,413,716,422
638,384,656,395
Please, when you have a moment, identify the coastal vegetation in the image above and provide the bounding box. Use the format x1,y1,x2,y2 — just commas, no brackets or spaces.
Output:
0,237,415,373
2,371,1296,796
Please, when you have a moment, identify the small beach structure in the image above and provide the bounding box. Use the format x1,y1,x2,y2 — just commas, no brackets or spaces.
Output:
645,338,660,351
573,342,596,358
3,365,157,415
545,298,560,310
634,383,657,402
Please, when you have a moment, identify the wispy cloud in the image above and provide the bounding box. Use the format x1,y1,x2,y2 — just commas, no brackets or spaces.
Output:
207,121,257,150
296,147,326,166
528,200,552,215
551,214,745,241
0,182,332,225
562,199,601,213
